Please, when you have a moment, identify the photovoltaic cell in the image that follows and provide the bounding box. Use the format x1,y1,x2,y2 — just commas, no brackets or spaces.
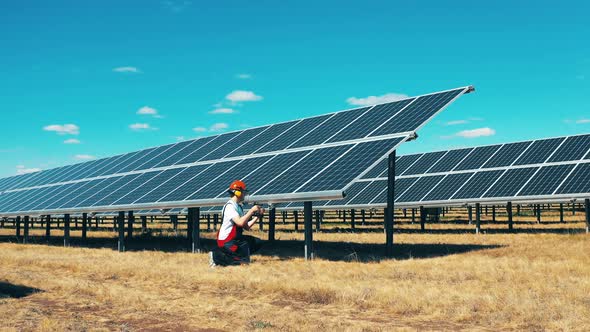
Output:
556,163,590,194
152,137,216,168
513,137,564,165
451,170,505,199
427,148,473,173
200,127,267,161
255,146,350,195
326,99,414,143
518,164,575,196
482,142,532,168
230,122,299,156
174,133,236,165
402,151,446,175
390,154,423,177
242,151,309,194
140,165,220,203
396,175,444,202
92,172,161,207
110,168,185,205
547,135,590,162
361,158,388,179
298,138,403,192
422,172,474,201
141,139,196,169
483,167,538,198
256,115,332,153
326,181,372,206
371,88,466,136
454,145,501,171
288,107,370,149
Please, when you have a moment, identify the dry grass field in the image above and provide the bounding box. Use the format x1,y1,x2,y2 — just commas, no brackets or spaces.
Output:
1,208,589,331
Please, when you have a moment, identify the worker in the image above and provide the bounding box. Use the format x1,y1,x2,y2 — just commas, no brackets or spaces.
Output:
209,180,264,267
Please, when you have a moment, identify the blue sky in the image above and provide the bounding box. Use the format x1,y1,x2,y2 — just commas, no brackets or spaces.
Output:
0,0,588,177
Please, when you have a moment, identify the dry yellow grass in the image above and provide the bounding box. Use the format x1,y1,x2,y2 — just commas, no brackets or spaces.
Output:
1,210,589,331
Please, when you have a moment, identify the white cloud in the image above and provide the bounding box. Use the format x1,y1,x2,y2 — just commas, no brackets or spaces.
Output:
129,123,158,131
454,127,496,138
175,136,186,141
16,165,41,175
226,90,263,103
193,127,207,133
209,108,237,114
576,119,590,124
236,73,252,79
346,93,409,106
445,120,469,126
210,123,229,132
113,66,141,73
74,154,96,160
43,124,80,135
64,138,81,144
137,106,163,118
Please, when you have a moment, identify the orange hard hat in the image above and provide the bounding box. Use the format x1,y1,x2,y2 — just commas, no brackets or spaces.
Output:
229,180,247,192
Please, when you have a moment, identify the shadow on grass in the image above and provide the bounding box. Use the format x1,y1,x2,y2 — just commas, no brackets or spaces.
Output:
0,233,502,262
0,281,41,299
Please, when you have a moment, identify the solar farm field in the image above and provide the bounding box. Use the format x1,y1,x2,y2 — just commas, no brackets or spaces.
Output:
1,208,589,331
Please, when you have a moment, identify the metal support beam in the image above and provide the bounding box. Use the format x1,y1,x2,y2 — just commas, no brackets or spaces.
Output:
141,216,147,233
475,203,481,234
350,208,356,230
82,213,88,240
492,206,496,223
282,211,286,224
64,214,71,247
314,210,321,232
268,207,276,242
259,211,264,231
294,210,299,231
304,201,313,260
385,151,396,256
585,199,590,233
23,216,30,244
45,215,51,238
118,211,125,252
536,204,541,223
411,208,415,224
419,206,426,231
468,206,473,225
171,215,178,232
213,213,219,230
361,209,366,226
560,203,564,223
507,202,513,231
188,207,201,253
343,210,346,223
127,211,134,239
572,203,576,215
207,214,211,231
15,216,21,240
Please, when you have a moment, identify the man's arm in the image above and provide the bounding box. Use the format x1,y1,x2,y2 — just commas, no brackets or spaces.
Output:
231,205,262,228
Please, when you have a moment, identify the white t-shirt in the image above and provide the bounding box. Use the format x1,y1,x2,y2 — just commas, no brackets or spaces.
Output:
218,200,244,241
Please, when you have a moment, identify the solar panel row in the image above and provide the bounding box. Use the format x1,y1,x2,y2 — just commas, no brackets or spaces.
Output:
282,134,590,209
0,87,470,196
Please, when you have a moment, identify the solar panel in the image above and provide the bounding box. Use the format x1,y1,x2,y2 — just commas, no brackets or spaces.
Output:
0,86,473,215
321,133,590,209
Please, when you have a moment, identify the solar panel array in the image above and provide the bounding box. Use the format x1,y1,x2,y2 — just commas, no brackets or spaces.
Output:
279,134,590,209
0,86,473,216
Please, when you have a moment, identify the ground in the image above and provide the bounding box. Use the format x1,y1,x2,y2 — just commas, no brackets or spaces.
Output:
1,208,589,331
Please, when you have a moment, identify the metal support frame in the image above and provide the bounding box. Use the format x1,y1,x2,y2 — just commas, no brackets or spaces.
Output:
23,216,30,244
385,151,396,256
294,210,299,231
419,206,426,231
268,207,276,242
171,214,178,232
361,209,366,226
82,212,88,239
559,203,564,223
15,216,21,240
411,208,415,224
207,214,211,231
188,207,201,253
468,206,473,225
141,216,147,233
259,211,264,231
118,211,125,252
45,215,51,238
507,202,513,231
315,210,321,232
343,210,346,223
127,211,134,239
304,201,313,260
585,199,590,234
350,208,356,230
536,204,541,223
64,214,71,247
475,203,481,234
213,213,219,230
492,206,496,223
282,211,286,224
